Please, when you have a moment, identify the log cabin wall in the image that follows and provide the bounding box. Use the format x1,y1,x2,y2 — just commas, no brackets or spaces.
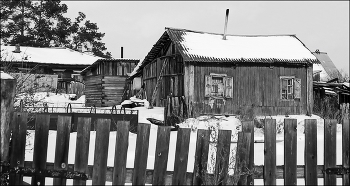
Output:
185,63,312,116
142,42,184,106
83,59,139,107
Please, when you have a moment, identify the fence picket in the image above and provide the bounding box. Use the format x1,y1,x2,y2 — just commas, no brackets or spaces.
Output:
343,118,349,186
132,123,151,185
31,114,50,186
152,126,171,185
324,119,337,185
73,117,92,186
242,121,254,185
234,132,251,185
214,130,232,185
172,128,191,185
192,129,210,186
304,119,318,185
112,121,130,185
284,119,297,185
92,118,111,185
53,116,71,185
9,112,28,185
264,119,276,185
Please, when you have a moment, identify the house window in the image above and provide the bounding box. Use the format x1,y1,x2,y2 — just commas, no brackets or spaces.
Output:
280,76,301,100
205,73,233,98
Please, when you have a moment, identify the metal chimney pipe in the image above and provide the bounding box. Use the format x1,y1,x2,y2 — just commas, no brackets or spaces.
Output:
223,9,229,40
121,47,123,58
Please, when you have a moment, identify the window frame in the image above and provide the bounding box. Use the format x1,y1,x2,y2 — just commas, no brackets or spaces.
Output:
205,73,232,99
280,76,295,100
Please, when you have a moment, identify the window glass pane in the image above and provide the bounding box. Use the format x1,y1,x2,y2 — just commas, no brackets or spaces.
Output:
211,77,224,96
288,93,293,99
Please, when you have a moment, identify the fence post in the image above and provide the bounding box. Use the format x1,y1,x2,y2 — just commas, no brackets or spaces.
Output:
0,73,16,176
242,121,254,185
233,132,251,185
9,112,28,185
73,117,91,186
324,119,337,185
264,119,276,185
112,121,130,185
304,119,318,185
214,130,231,185
53,115,72,185
152,126,171,185
132,123,151,185
172,128,191,185
284,119,297,185
342,116,349,186
192,129,210,186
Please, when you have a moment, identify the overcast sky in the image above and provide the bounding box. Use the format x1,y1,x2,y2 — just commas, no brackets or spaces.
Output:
63,1,349,75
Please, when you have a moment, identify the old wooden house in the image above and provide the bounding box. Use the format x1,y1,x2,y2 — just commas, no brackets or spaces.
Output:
128,27,318,116
0,45,102,93
81,58,139,107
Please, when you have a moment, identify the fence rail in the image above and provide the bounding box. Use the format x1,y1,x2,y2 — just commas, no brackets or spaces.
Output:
2,113,350,185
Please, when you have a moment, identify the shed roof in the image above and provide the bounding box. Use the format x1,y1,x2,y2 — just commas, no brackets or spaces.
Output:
81,58,140,75
130,27,318,77
1,45,103,65
312,50,342,81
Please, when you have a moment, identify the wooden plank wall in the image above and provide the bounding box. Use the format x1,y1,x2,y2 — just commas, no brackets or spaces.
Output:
142,42,184,107
84,75,127,107
190,64,309,116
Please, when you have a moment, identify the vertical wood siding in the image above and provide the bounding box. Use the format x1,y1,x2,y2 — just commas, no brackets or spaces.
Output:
190,63,309,116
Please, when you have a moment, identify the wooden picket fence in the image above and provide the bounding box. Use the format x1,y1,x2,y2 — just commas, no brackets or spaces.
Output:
2,113,350,185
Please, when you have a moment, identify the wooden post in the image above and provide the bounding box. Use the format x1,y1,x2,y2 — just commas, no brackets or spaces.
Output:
306,65,313,115
92,119,111,185
342,117,349,186
112,121,130,185
73,117,91,186
0,73,16,174
53,115,72,185
132,123,151,185
264,119,276,185
9,112,28,185
172,128,191,185
324,119,337,185
304,119,318,185
31,114,50,185
214,130,232,185
233,132,251,185
284,119,297,185
242,121,254,185
192,129,210,186
152,126,171,185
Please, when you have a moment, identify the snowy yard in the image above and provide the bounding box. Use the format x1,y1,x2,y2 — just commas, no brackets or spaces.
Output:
22,93,344,185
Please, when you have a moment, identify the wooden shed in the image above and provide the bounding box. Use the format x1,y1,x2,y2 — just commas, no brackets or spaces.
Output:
81,58,139,107
129,28,318,117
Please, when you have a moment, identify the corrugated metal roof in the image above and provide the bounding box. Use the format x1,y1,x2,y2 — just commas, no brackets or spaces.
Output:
312,50,342,80
166,27,317,63
1,45,103,65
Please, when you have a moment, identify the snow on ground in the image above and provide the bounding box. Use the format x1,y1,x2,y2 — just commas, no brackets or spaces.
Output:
23,93,344,185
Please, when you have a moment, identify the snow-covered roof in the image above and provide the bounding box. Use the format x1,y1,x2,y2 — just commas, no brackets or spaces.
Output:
167,28,317,63
1,45,103,65
0,71,14,79
130,27,318,78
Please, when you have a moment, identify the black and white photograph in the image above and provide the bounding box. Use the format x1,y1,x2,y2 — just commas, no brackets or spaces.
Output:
1,1,349,185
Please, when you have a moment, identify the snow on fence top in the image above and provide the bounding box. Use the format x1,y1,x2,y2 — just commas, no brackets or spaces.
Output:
0,71,14,79
1,45,103,65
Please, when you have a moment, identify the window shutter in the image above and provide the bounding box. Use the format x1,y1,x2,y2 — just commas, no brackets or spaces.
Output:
224,76,233,98
205,75,212,97
294,78,301,99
